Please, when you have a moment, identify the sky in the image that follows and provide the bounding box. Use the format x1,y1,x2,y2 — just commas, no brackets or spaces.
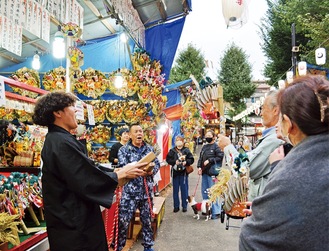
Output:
175,0,269,80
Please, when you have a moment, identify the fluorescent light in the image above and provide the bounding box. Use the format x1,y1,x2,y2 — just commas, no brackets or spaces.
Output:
32,52,40,70
53,26,65,59
114,72,124,88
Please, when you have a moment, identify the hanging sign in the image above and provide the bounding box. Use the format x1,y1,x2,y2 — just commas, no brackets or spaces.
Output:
87,104,95,126
75,100,84,121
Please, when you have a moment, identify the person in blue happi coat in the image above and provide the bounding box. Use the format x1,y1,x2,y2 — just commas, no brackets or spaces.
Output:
116,124,160,251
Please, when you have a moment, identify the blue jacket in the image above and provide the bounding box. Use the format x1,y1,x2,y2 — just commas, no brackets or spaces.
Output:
118,140,160,199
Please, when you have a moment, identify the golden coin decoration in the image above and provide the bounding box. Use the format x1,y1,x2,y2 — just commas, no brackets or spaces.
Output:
90,147,110,163
108,68,138,97
10,67,40,98
123,100,147,124
74,68,108,98
89,125,111,144
86,100,108,124
106,100,125,124
42,66,66,91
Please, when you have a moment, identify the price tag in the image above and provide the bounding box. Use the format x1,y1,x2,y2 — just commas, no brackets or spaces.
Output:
75,100,84,121
87,104,95,125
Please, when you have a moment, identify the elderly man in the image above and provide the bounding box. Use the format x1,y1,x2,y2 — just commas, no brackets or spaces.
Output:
218,90,284,201
116,124,160,251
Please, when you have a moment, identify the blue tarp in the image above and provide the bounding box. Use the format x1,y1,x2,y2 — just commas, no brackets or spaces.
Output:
307,63,329,78
0,34,133,74
164,89,181,108
145,17,186,80
164,79,192,91
0,17,186,84
171,119,181,144
163,78,192,108
162,78,194,145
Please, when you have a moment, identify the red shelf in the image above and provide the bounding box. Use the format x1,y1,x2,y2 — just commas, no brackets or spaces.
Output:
1,75,49,104
2,76,48,94
10,232,48,251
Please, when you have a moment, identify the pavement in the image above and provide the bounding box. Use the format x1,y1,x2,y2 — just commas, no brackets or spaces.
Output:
129,145,243,251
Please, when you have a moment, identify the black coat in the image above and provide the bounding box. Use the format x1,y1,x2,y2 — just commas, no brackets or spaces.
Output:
41,125,118,251
197,143,224,176
166,146,194,177
109,142,123,165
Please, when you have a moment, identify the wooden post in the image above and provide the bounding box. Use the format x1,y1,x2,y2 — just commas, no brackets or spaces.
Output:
65,36,73,93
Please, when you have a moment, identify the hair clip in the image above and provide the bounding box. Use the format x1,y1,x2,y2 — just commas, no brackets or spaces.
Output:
314,91,328,122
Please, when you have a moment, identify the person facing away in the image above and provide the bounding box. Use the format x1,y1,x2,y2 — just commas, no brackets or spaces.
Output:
166,135,194,213
269,117,293,171
239,75,329,251
109,127,130,166
116,124,160,251
197,129,224,219
218,90,284,201
32,91,145,251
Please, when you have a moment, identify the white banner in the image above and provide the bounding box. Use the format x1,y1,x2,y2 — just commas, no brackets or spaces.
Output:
26,0,33,33
75,100,84,121
87,104,95,126
41,8,50,43
0,77,6,107
13,25,22,56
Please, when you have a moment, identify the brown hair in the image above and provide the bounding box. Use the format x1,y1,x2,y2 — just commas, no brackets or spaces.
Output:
32,91,76,127
278,75,329,135
206,129,216,138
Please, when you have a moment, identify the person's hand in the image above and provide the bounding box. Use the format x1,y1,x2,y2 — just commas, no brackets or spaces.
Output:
116,162,147,186
217,135,231,150
197,168,202,175
269,145,285,164
204,160,209,166
143,162,155,174
242,201,252,216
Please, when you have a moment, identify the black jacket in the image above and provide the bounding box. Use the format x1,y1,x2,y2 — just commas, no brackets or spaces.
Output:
166,146,194,177
109,142,123,165
197,143,224,176
41,125,118,251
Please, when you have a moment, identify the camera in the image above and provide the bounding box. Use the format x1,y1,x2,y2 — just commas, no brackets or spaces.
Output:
283,143,293,155
178,155,186,161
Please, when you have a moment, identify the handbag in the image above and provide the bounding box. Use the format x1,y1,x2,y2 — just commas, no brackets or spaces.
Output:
185,165,194,174
208,161,221,176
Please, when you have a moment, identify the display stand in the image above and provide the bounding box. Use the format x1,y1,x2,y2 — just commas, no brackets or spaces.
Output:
1,75,49,251
1,76,49,104
157,164,171,192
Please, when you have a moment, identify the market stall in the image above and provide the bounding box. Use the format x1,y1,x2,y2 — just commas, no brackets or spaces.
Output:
0,76,48,250
0,1,193,249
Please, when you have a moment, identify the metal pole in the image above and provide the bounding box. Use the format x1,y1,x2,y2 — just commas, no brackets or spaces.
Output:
291,23,297,76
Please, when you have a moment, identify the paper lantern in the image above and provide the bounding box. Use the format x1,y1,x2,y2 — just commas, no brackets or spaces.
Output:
222,0,249,28
315,48,326,65
298,61,307,76
286,71,294,84
278,80,285,89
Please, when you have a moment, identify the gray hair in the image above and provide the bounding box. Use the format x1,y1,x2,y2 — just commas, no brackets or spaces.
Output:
266,89,279,109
